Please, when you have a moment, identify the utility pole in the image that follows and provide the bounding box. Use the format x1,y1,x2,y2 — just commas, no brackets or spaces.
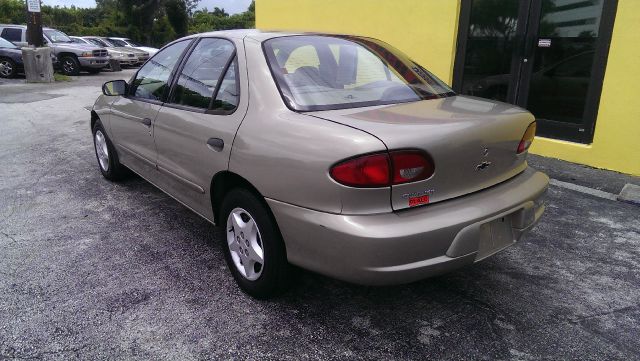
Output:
22,0,54,82
25,0,43,47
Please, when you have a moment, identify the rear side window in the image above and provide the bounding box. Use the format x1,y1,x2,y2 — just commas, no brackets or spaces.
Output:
1,28,22,43
131,40,191,101
171,38,235,109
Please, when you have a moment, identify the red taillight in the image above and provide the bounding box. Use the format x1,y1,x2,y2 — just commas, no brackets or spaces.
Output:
330,153,390,187
390,150,435,185
330,151,434,188
517,122,536,154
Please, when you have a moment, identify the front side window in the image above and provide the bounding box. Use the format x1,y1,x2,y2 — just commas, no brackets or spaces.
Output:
43,29,72,43
131,40,191,101
264,35,454,111
1,28,22,43
171,38,235,109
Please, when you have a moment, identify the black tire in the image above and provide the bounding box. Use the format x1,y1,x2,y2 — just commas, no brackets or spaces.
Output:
220,188,290,299
92,121,127,181
0,57,17,78
60,55,80,76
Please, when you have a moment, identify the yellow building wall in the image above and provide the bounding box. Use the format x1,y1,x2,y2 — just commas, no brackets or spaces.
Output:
529,0,640,176
257,0,640,176
256,0,461,82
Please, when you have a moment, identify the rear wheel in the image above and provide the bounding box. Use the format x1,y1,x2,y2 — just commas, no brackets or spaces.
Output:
220,188,290,299
92,121,127,181
0,58,17,78
60,55,80,76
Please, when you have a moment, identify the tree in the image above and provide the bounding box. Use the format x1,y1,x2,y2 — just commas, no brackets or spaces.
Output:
165,0,189,37
0,0,254,48
211,7,228,17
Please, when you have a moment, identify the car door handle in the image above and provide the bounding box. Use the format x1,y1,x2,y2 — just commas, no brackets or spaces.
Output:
141,118,152,127
206,138,224,152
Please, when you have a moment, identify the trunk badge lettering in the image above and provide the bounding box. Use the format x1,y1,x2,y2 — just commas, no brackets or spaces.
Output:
402,189,435,199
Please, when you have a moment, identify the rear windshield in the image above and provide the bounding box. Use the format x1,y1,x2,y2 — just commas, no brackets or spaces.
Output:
263,35,455,111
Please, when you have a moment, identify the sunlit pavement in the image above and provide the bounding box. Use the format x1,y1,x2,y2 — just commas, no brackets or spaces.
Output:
1,72,639,359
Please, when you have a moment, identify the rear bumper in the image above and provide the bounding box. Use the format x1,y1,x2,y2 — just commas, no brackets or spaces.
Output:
78,57,109,69
267,167,549,285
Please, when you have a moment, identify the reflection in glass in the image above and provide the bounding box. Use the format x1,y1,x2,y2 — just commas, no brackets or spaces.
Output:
460,0,521,102
132,40,190,100
172,38,235,109
527,0,603,125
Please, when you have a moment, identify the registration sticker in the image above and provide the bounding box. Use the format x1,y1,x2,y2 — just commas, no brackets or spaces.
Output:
408,195,430,207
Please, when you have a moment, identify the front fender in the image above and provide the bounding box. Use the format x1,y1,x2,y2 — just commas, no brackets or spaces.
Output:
92,94,117,136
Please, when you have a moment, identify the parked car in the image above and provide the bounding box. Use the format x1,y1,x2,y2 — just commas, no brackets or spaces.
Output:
69,36,139,67
92,30,548,298
0,36,58,78
106,37,158,55
81,36,149,66
0,24,109,75
0,36,23,78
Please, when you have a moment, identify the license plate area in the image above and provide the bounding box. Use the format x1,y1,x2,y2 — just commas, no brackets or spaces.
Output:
476,216,515,261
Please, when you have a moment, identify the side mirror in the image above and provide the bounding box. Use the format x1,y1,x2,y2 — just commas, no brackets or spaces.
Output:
102,80,128,96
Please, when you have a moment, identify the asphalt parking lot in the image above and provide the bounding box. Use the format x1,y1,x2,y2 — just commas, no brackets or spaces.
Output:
1,71,639,360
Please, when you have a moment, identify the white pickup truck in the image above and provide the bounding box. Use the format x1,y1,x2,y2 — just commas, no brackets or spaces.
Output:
0,25,110,75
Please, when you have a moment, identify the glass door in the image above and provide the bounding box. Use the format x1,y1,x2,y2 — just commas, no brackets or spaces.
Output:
453,0,530,104
453,0,618,144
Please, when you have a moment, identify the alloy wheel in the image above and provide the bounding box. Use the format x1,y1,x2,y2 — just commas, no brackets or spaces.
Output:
62,59,75,74
0,60,12,77
226,207,265,281
94,130,110,171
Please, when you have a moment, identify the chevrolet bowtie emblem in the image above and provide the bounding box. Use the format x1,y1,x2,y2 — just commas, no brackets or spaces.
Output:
476,161,492,171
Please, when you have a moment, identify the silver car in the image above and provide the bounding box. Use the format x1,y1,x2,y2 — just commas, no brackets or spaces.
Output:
83,36,150,65
92,30,548,298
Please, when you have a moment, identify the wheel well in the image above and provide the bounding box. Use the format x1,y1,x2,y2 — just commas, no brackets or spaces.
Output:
210,171,264,224
58,52,78,60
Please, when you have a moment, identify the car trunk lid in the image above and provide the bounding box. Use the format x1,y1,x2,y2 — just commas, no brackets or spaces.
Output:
309,95,534,211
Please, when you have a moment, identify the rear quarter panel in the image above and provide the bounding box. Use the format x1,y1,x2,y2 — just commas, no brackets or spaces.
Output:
229,37,390,214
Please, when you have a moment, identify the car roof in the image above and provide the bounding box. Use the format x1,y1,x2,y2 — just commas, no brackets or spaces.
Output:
184,29,305,41
0,24,27,29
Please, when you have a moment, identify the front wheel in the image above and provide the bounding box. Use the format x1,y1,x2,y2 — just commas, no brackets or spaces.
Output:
60,55,80,76
0,58,17,78
221,189,291,299
92,122,127,181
